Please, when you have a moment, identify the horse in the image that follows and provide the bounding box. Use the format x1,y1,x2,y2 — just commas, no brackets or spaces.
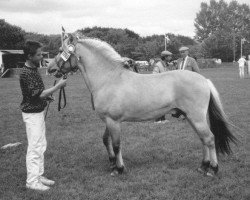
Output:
48,33,237,177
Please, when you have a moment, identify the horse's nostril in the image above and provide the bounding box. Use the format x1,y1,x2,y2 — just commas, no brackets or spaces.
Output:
48,68,56,73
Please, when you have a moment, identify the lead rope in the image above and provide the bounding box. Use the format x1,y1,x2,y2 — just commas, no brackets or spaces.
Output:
58,74,67,111
44,75,67,119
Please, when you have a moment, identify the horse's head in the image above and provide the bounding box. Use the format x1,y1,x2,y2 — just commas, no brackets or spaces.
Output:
48,33,79,78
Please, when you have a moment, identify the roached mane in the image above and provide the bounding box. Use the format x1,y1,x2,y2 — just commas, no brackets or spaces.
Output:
78,37,124,68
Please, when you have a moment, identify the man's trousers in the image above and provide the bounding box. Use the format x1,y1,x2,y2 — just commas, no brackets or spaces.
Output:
22,111,47,185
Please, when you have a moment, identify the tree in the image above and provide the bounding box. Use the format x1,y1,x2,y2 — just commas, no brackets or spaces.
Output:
194,0,250,61
25,32,61,56
0,19,25,49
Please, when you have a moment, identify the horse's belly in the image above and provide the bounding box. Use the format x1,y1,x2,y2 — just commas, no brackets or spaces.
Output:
123,107,173,122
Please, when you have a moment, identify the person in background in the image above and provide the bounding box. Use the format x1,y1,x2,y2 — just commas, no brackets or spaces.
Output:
237,55,246,79
20,40,67,191
172,47,199,118
177,46,200,73
152,50,173,73
152,50,173,123
247,55,250,77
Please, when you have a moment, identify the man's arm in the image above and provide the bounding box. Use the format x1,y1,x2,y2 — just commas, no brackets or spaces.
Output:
191,58,200,73
39,78,67,99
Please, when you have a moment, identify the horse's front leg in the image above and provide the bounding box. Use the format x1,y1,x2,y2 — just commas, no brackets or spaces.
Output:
105,117,125,176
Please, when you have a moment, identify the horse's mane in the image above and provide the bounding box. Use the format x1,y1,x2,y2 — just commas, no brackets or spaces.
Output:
77,38,124,69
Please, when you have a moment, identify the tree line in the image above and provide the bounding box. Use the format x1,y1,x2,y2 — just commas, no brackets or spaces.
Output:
0,0,249,62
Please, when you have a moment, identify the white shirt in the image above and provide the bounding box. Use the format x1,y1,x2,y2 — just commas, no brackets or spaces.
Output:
180,56,188,70
238,58,246,67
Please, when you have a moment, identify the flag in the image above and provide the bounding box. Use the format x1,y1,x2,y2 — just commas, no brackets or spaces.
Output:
241,38,246,44
165,34,170,44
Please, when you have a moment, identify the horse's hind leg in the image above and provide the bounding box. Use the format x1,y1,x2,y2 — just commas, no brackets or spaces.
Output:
103,127,116,169
105,117,125,176
187,114,218,176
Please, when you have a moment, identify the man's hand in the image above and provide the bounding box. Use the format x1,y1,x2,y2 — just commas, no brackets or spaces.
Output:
44,96,55,102
56,78,67,89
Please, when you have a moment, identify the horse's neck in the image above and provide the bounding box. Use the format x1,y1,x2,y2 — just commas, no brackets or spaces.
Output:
76,42,124,93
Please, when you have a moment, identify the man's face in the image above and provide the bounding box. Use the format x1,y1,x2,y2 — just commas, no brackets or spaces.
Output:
166,55,172,61
29,48,43,67
180,50,188,58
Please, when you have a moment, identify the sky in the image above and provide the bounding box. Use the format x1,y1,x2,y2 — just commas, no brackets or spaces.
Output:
0,0,249,38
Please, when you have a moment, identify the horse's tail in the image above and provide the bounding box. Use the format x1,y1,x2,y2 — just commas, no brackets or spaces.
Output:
207,79,237,155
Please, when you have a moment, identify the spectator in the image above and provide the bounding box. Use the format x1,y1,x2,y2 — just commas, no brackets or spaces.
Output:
152,50,173,74
177,46,200,73
247,55,250,76
152,50,173,123
172,47,199,118
237,55,246,79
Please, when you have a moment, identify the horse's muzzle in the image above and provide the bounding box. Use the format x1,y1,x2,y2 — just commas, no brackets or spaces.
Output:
54,71,63,78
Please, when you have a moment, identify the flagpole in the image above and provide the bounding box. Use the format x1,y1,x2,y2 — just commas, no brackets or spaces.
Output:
233,29,235,62
241,38,243,58
164,34,166,51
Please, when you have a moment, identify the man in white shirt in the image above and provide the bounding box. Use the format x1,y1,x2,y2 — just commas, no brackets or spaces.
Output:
247,55,250,76
238,56,246,79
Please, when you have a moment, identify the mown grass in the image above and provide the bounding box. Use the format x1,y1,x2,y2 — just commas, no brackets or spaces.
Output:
0,66,249,200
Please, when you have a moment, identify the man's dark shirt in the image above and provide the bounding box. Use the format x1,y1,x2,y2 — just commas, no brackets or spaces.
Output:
19,65,47,113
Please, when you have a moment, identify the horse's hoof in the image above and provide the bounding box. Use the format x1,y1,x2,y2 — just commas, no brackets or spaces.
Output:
110,166,125,176
117,166,125,174
111,169,119,176
197,160,210,175
205,164,219,177
205,171,214,177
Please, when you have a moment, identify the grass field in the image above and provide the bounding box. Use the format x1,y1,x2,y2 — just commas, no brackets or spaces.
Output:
0,66,249,200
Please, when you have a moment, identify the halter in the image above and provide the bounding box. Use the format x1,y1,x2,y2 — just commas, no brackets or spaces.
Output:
52,43,79,113
55,43,79,77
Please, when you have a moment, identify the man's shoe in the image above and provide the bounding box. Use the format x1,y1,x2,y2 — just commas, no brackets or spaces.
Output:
26,182,50,191
40,176,55,186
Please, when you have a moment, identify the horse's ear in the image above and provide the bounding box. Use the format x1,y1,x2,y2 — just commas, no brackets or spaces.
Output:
68,34,74,43
67,33,79,45
75,31,84,39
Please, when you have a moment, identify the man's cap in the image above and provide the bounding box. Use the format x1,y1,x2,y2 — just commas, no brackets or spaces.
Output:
161,50,172,56
179,46,189,51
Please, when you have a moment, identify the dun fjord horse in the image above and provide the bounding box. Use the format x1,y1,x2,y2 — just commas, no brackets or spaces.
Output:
48,33,237,177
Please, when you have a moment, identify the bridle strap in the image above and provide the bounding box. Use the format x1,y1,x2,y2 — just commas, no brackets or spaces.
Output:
44,80,57,119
